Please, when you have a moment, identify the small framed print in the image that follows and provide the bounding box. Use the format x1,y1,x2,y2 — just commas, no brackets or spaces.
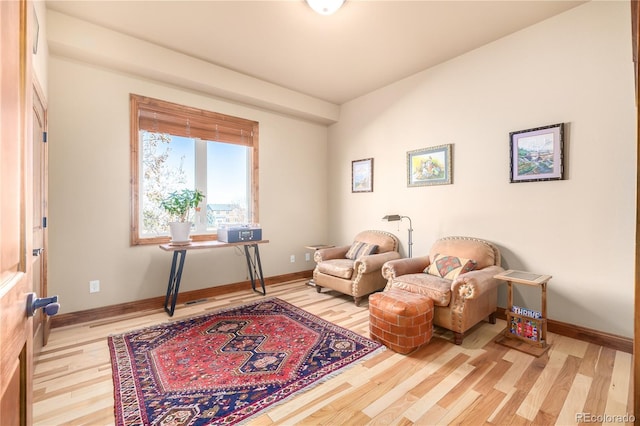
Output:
510,123,564,183
407,144,452,187
352,158,373,193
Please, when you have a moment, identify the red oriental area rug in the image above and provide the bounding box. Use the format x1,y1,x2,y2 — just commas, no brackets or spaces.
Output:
108,298,384,425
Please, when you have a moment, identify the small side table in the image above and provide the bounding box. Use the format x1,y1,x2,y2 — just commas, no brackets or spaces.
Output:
494,269,551,356
305,245,334,286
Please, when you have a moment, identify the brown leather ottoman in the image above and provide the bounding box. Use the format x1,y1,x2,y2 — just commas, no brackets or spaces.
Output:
369,289,434,354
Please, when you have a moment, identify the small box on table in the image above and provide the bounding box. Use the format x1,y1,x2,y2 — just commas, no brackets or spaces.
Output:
217,225,262,243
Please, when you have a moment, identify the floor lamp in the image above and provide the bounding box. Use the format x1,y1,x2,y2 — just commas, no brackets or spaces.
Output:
382,214,413,258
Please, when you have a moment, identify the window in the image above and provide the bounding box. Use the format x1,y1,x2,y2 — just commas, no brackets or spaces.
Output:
130,94,259,245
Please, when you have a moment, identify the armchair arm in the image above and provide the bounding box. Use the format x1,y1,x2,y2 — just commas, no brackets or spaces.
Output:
314,245,350,262
355,251,402,273
381,255,430,280
451,265,505,300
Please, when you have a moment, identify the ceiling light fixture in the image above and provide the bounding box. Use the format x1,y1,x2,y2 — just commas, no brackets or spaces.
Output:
306,0,345,16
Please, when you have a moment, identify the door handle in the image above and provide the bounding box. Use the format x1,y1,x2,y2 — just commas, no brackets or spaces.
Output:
33,248,44,256
26,293,60,317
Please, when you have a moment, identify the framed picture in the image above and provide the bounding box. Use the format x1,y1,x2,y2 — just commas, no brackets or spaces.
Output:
352,158,373,192
407,144,452,187
510,123,564,183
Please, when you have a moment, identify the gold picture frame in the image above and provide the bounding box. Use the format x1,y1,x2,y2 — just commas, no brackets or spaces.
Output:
407,144,452,187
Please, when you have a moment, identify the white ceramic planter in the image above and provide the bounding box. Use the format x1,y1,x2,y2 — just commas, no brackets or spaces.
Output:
168,222,192,243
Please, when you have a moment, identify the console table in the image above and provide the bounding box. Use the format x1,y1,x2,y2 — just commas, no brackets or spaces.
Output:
159,240,269,316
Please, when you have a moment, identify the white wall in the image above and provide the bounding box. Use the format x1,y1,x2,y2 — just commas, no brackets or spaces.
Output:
328,1,635,337
47,57,329,313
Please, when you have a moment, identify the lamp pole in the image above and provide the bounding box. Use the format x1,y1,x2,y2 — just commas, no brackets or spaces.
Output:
401,216,413,258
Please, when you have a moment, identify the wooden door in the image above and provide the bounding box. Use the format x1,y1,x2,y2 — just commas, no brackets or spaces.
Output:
0,0,34,425
32,83,48,350
633,0,639,419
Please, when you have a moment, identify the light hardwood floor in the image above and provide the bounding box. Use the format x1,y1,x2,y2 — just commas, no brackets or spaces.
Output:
33,279,635,425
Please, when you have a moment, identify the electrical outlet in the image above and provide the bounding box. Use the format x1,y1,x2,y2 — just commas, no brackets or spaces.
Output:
89,280,100,293
290,254,295,263
305,253,311,261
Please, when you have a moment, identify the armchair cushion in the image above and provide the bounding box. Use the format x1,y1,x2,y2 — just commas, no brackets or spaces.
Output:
389,273,452,306
345,241,378,260
316,258,355,280
425,253,477,280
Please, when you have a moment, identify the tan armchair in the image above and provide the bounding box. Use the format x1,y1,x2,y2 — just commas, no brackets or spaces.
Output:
313,230,401,306
382,236,504,344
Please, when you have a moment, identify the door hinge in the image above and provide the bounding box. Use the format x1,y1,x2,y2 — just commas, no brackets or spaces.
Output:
42,131,47,143
43,217,47,228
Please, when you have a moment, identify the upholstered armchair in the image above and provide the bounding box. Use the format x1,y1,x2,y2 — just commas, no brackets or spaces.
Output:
382,236,504,344
313,230,401,306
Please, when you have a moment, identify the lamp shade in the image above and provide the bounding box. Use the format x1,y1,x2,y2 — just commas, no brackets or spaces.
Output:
382,214,402,221
306,0,345,15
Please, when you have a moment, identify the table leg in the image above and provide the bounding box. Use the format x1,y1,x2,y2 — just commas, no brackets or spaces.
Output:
541,281,547,342
244,244,266,295
164,250,187,316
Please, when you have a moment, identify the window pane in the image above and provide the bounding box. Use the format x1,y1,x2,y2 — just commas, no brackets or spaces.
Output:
140,131,195,236
206,141,250,229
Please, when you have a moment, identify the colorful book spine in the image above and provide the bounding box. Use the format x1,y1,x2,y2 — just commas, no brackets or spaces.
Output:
509,316,540,341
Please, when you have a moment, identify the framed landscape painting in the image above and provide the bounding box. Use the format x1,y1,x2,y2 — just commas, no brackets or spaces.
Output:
407,144,452,187
510,123,564,183
352,158,373,192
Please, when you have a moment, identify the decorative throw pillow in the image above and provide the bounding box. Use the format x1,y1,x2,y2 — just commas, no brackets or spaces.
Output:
425,253,477,280
345,241,378,260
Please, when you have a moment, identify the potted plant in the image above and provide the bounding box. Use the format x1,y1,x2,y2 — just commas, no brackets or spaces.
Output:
160,189,204,243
